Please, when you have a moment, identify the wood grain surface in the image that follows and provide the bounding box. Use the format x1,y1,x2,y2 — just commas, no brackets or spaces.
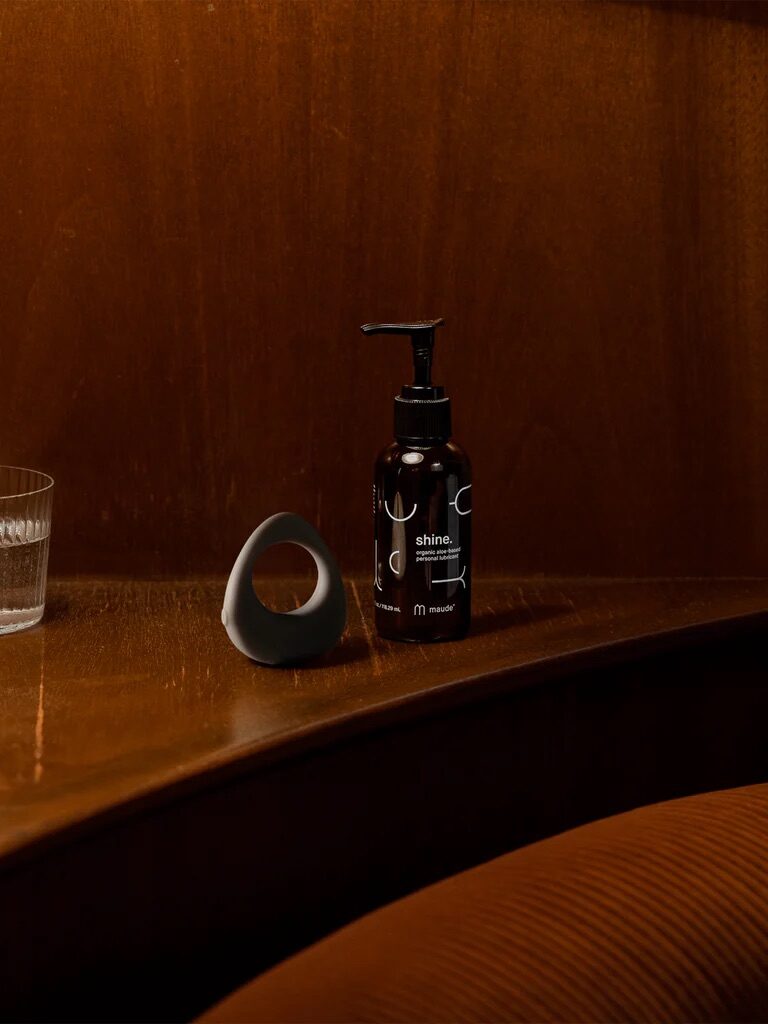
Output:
2,574,768,1020
1,1,766,577
2,574,768,863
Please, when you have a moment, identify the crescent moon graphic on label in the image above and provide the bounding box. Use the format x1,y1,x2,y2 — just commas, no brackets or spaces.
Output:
449,485,472,516
384,499,417,522
432,564,467,588
374,538,383,591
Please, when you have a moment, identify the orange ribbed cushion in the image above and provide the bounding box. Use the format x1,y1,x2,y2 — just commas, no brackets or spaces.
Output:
202,784,768,1023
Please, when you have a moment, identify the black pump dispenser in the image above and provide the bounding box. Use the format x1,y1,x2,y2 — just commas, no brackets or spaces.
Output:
360,319,451,444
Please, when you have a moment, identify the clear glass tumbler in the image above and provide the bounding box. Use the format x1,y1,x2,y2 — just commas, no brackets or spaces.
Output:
0,466,54,635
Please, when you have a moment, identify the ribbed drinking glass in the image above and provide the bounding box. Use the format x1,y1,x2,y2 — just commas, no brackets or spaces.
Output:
0,466,54,635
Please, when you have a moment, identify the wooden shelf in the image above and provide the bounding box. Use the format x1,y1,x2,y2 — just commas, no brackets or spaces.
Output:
3,574,768,1020
3,575,768,864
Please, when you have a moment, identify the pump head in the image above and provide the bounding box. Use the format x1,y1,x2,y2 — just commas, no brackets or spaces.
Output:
360,318,451,445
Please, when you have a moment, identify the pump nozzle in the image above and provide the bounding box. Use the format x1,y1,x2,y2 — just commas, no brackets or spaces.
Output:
360,319,445,388
360,318,451,444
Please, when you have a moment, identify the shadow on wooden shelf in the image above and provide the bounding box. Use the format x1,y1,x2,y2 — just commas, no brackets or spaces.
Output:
469,601,574,636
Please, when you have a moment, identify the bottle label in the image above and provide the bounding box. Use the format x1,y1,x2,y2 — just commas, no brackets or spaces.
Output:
373,469,471,638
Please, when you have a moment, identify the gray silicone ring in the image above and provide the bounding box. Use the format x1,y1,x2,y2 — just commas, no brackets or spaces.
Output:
221,512,347,666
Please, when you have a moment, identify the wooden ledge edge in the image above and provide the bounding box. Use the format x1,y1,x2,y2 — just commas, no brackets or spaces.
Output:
2,605,766,875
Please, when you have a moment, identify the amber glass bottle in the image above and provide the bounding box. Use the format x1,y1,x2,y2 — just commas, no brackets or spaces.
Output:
361,320,471,642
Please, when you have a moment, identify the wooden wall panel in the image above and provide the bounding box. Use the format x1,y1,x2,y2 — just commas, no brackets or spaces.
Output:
0,0,766,576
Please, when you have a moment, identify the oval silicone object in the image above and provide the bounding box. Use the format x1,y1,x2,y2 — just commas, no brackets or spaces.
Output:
222,513,347,666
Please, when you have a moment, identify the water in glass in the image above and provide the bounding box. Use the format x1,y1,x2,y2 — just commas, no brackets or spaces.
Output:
0,524,50,633
0,467,54,635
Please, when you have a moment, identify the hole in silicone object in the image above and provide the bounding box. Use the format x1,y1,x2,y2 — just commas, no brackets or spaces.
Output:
251,542,318,613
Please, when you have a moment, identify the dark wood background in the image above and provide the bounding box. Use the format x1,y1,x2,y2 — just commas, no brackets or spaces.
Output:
1,0,766,576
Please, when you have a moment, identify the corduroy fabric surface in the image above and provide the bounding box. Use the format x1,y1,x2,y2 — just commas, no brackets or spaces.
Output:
201,784,768,1023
